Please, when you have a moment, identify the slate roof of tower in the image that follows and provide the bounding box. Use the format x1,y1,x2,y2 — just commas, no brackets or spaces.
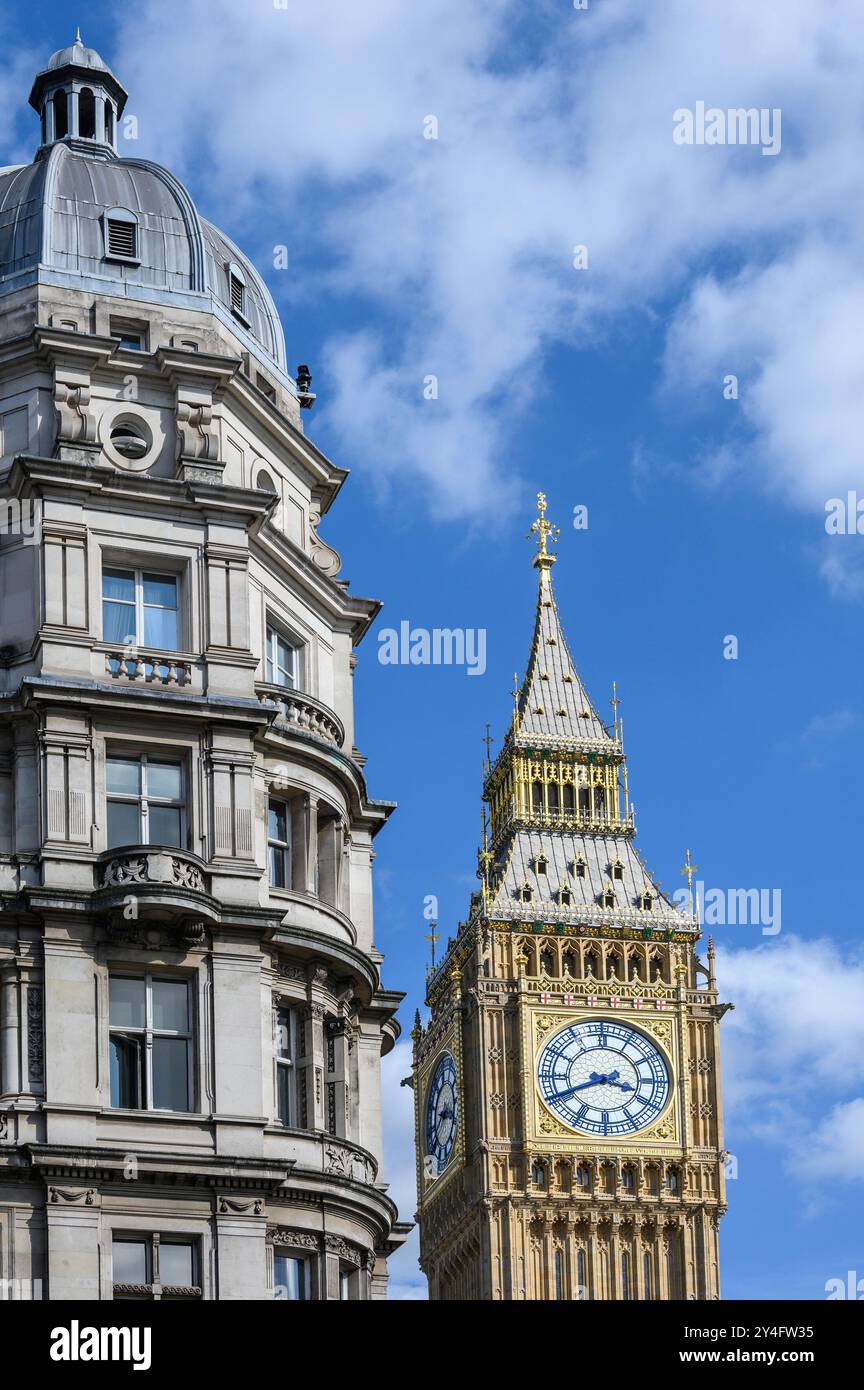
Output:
514,566,614,750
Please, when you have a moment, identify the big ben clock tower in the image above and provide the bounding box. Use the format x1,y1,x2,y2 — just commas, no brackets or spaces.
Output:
411,495,732,1301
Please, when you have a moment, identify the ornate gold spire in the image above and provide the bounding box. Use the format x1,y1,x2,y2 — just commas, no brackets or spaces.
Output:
528,491,560,570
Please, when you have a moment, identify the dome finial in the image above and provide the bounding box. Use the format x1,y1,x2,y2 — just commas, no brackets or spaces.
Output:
75,26,83,44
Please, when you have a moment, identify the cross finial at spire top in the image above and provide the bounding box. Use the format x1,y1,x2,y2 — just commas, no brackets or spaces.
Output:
528,491,559,570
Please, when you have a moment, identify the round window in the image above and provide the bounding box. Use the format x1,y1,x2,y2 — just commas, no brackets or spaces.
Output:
110,419,150,459
101,411,159,472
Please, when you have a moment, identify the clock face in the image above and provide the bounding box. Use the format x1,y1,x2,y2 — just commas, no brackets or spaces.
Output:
425,1051,458,1174
537,1019,670,1137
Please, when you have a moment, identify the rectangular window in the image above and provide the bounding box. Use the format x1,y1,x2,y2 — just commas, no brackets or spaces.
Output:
265,625,298,689
268,799,291,888
106,753,184,849
102,567,179,650
109,972,193,1112
112,1235,199,1300
275,1006,298,1126
274,1253,309,1301
111,321,144,353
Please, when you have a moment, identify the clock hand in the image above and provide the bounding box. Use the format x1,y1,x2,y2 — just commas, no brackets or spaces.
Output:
549,1073,607,1101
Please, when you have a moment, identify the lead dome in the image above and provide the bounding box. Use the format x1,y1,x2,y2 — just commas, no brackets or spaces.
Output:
0,32,287,380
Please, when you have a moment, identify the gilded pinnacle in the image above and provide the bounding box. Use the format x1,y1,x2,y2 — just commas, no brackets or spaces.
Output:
528,491,559,570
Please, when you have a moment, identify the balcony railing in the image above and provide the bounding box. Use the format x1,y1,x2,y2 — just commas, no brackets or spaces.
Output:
105,651,192,687
257,683,345,748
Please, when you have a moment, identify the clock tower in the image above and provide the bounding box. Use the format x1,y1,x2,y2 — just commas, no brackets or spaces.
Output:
411,495,731,1300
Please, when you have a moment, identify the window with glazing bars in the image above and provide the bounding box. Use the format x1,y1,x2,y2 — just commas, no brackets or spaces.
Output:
109,973,193,1112
103,568,179,649
106,753,184,849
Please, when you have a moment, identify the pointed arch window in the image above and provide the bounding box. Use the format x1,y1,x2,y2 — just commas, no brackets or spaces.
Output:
575,1162,590,1189
609,859,624,881
559,885,572,907
517,882,533,904
536,853,548,876
621,1164,636,1193
638,889,654,911
531,1161,546,1188
643,1252,653,1301
531,780,544,814
621,1251,632,1301
563,783,575,813
577,1249,587,1300
600,886,616,909
547,782,560,814
584,949,599,978
573,855,586,878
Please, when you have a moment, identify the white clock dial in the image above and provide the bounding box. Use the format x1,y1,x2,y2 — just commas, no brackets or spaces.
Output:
537,1019,670,1137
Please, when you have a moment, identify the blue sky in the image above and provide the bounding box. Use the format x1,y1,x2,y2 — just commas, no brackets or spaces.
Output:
7,0,864,1300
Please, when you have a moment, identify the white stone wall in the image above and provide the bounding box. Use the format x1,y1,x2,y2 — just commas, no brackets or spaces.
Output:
0,280,406,1300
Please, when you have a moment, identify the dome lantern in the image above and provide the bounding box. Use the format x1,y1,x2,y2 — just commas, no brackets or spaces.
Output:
28,29,128,157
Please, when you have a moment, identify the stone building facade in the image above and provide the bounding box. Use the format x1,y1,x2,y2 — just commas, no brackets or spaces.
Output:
0,35,408,1300
412,496,731,1300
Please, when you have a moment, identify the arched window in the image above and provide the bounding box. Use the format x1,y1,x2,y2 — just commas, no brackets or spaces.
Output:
554,1248,565,1301
105,102,114,144
621,1164,636,1192
532,781,544,814
584,949,598,978
256,469,277,493
79,87,96,139
228,262,248,320
628,954,643,981
577,1249,587,1300
667,1167,680,1195
621,1251,631,1301
531,1161,546,1188
547,782,560,814
53,91,69,140
539,948,555,978
575,1163,590,1189
643,1252,653,1300
578,786,591,815
563,783,575,813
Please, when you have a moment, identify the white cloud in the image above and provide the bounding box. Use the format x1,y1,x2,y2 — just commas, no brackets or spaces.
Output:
796,1099,864,1182
718,936,864,1180
381,1041,426,1300
105,0,864,539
